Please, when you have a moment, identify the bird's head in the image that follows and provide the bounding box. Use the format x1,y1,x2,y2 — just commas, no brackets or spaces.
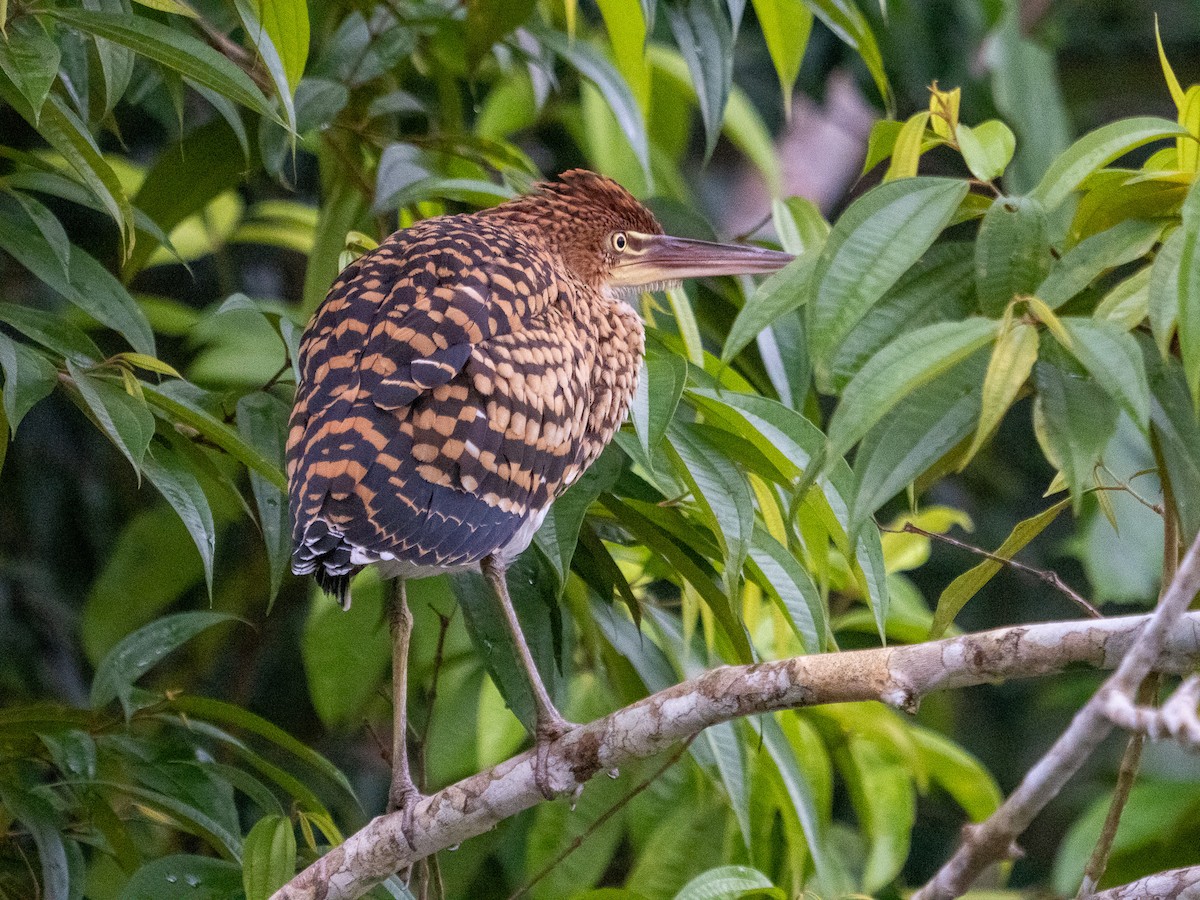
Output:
488,169,795,295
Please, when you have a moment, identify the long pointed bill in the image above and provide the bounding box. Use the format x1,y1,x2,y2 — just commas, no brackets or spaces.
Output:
608,232,795,289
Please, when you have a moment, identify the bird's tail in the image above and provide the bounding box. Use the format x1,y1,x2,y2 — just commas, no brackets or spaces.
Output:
292,518,357,609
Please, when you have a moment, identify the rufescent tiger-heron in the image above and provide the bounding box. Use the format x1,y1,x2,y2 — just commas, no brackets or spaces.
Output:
286,169,794,839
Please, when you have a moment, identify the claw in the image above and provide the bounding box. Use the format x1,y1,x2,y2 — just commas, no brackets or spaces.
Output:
387,779,424,851
533,716,576,800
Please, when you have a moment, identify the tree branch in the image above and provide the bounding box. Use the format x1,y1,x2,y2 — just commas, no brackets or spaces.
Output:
1091,865,1200,899
274,609,1200,900
915,531,1200,900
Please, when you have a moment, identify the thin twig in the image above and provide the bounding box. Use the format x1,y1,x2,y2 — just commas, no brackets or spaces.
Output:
260,360,291,394
1077,675,1158,898
1094,467,1164,516
507,736,697,900
892,522,1102,619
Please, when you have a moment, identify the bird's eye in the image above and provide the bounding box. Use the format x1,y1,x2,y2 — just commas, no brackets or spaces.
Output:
611,232,628,252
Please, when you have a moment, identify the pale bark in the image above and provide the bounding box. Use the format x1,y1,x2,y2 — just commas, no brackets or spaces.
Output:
1092,865,1200,899
274,610,1200,900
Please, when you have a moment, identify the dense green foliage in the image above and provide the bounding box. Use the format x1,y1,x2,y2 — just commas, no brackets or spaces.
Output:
2,0,1200,897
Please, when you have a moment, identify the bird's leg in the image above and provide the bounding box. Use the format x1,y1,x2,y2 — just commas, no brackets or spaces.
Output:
480,556,574,800
387,578,422,849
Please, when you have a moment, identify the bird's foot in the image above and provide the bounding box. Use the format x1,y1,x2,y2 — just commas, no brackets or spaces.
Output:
533,715,577,801
387,777,424,851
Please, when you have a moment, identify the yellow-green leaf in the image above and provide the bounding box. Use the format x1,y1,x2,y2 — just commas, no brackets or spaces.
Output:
956,120,1016,182
1179,85,1200,173
596,0,649,110
928,83,960,139
930,498,1071,637
884,111,930,182
962,319,1038,468
1155,14,1186,111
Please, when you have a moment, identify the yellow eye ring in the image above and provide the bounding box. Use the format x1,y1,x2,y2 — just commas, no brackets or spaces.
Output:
612,232,628,252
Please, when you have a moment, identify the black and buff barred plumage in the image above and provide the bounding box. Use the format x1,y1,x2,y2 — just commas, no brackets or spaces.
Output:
287,171,658,604
286,169,792,814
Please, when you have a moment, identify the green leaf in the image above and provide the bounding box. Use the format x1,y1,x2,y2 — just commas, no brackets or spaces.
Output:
1147,347,1200,542
466,0,535,70
82,504,205,664
840,735,914,892
22,92,136,251
169,695,357,803
751,0,811,112
687,390,889,635
974,195,1051,317
88,0,137,121
126,119,249,278
604,496,753,663
746,527,822,651
0,199,155,354
722,249,818,364
1030,116,1188,211
809,177,969,384
831,242,976,389
301,582,390,729
673,865,777,900
1037,218,1163,310
956,120,1015,182
0,302,102,361
1177,179,1200,410
234,0,296,135
596,0,650,110
911,726,1001,821
236,392,291,607
142,445,219,596
120,855,243,899
851,351,986,531
760,716,845,894
862,119,902,175
665,0,733,161
771,195,828,256
0,782,70,900
1033,346,1120,509
6,190,71,280
0,18,59,121
632,346,687,464
1094,265,1151,329
0,333,57,432
242,814,296,900
801,0,890,110
667,423,754,595
930,498,1069,637
964,319,1038,465
67,362,155,475
1058,317,1150,429
827,318,999,460
91,611,238,714
143,382,287,491
254,0,308,92
534,26,650,180
48,9,276,120
534,444,624,592
1150,227,1184,357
